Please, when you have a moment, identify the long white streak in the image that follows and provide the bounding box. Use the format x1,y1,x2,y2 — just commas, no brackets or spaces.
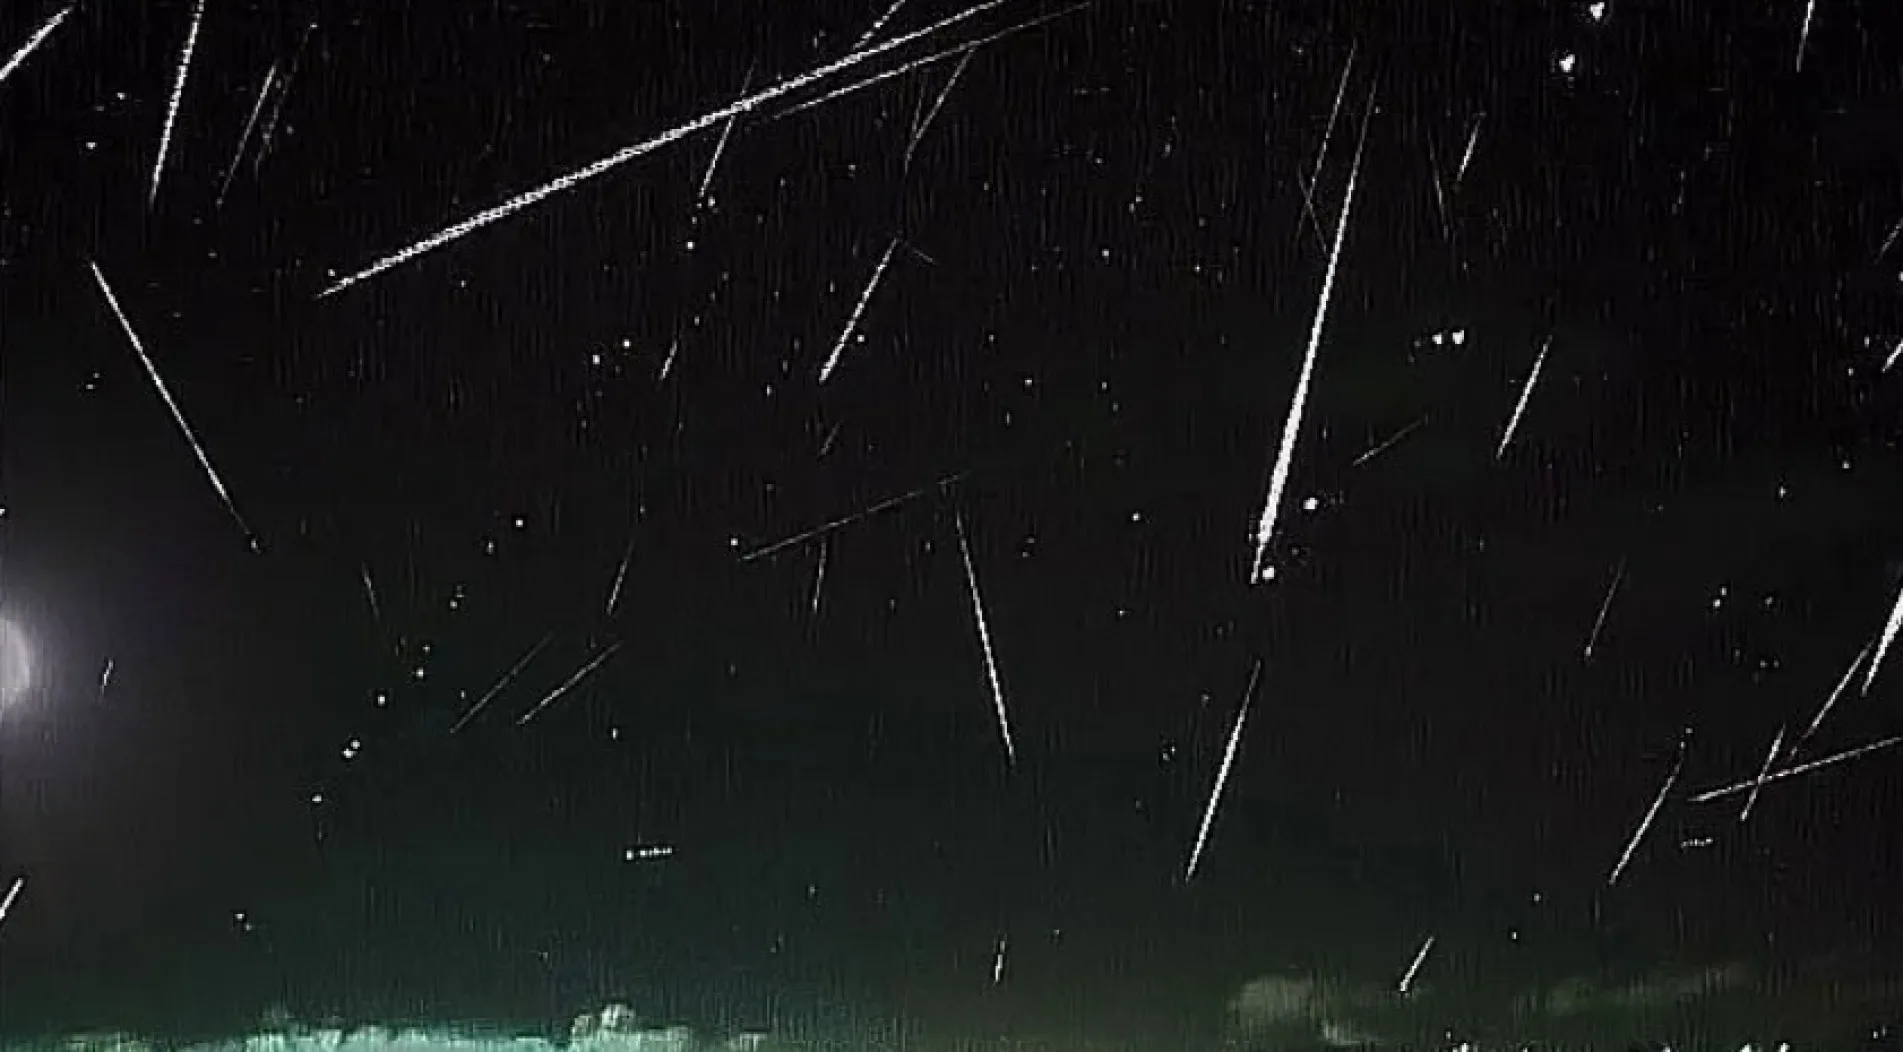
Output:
776,4,1082,124
854,0,913,51
217,63,279,206
98,659,115,702
990,933,1008,985
1799,639,1870,747
956,509,1017,768
606,535,635,616
1496,336,1552,459
1738,725,1787,824
818,239,900,384
1295,42,1356,249
1796,0,1816,71
1453,112,1484,189
516,641,625,727
1352,415,1427,467
697,64,756,205
451,633,553,734
150,0,207,209
1884,338,1903,373
89,261,254,545
1860,578,1903,696
1607,746,1684,888
0,876,23,929
317,0,1020,299
1582,558,1627,662
1250,89,1370,586
0,5,72,88
740,471,966,562
1690,734,1903,803
1185,658,1262,884
903,49,975,171
1398,935,1435,995
810,535,831,617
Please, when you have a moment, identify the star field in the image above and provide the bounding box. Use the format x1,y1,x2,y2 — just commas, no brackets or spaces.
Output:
3,1,1903,1048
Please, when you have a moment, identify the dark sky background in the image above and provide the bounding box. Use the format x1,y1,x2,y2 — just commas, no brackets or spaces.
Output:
3,0,1903,1047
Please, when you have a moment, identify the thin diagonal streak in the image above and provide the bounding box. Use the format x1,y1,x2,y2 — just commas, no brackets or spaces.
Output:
1352,415,1427,467
740,471,966,562
1398,935,1435,994
452,633,553,734
1796,0,1816,71
0,5,72,88
819,239,900,384
1293,42,1356,251
903,49,976,170
89,261,253,542
218,63,278,205
0,877,23,929
1690,734,1903,803
1607,746,1685,887
1860,579,1903,696
1583,558,1627,661
151,0,207,208
1497,336,1552,458
1738,725,1787,823
317,0,1023,299
1251,87,1371,585
516,642,625,727
697,63,756,204
1185,658,1262,883
1799,639,1870,747
956,509,1017,768
775,3,1083,124
853,0,912,50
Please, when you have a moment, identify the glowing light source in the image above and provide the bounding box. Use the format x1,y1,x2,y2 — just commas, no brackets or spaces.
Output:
0,617,32,709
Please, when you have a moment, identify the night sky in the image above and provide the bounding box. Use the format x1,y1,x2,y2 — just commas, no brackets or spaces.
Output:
3,0,1903,1047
